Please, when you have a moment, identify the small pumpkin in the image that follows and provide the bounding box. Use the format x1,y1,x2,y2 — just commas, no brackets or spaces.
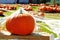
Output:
5,5,16,10
24,6,32,11
38,12,44,17
46,6,53,12
40,6,47,12
0,4,3,8
0,11,4,15
6,13,35,35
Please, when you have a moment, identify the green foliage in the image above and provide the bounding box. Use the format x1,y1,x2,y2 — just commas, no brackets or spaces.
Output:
32,6,38,11
37,21,58,38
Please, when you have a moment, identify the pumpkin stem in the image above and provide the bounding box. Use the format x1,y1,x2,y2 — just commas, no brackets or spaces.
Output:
20,9,23,14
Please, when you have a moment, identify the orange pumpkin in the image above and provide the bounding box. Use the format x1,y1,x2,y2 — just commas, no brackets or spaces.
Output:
0,4,3,8
40,6,47,12
5,5,16,10
6,14,35,35
24,6,32,11
38,11,44,17
56,7,60,13
46,6,53,12
0,11,3,15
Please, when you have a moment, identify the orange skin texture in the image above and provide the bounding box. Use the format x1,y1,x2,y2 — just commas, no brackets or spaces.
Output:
6,14,35,35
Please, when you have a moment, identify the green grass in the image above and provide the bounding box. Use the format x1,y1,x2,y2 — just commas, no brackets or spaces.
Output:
4,12,12,16
45,13,60,20
32,6,38,11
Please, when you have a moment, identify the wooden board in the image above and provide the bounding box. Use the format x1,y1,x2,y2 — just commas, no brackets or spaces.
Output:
0,33,49,40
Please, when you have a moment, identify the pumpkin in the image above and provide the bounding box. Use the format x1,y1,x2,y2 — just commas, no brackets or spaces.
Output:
0,4,3,8
40,6,47,12
6,13,35,35
38,11,44,17
0,11,3,15
56,7,60,13
24,6,32,11
4,5,16,10
46,6,53,12
40,4,46,6
30,4,38,6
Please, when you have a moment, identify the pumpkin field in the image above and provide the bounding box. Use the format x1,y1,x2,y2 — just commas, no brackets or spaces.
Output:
0,4,60,19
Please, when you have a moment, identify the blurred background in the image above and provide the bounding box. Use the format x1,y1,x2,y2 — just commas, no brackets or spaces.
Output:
0,0,60,5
